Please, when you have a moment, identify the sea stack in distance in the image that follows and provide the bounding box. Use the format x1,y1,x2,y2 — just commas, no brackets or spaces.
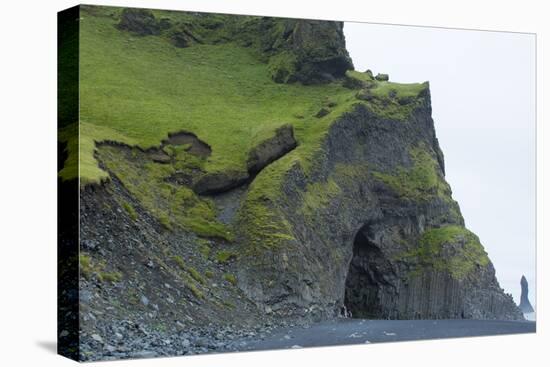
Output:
519,275,534,313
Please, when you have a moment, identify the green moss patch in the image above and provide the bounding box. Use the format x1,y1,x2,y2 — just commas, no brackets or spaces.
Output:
345,70,374,84
215,250,237,263
98,145,233,241
344,70,428,120
372,144,447,201
405,225,490,280
223,273,237,286
198,240,212,259
98,271,123,283
79,253,122,283
187,267,206,285
171,255,186,270
79,254,92,280
300,178,341,216
171,255,206,285
268,51,298,83
121,200,138,221
372,144,462,222
186,281,204,300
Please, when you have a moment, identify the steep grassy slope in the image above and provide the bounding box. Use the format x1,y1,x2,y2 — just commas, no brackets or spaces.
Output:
58,6,428,241
61,7,353,183
59,6,425,186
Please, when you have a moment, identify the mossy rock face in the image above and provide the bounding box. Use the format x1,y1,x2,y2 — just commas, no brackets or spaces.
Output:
315,107,331,118
247,124,297,174
356,89,374,101
117,8,161,36
406,225,490,280
250,18,354,84
73,6,523,334
116,8,353,84
344,70,376,89
235,103,521,321
282,20,354,84
192,170,249,195
169,23,204,48
268,51,298,83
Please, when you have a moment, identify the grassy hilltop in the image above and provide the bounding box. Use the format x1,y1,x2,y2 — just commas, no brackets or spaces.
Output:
58,5,427,242
59,6,426,185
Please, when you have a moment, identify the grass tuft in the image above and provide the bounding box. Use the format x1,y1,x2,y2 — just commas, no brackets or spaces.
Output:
121,200,138,221
223,273,237,286
215,250,237,263
98,271,123,283
79,254,92,280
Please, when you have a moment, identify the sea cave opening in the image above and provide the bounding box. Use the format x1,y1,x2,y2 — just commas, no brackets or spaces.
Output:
343,226,389,319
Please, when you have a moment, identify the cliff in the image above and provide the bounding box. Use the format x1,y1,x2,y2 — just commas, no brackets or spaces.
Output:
59,5,522,360
234,92,521,321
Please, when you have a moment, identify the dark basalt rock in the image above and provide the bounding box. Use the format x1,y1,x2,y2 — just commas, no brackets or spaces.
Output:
192,170,249,195
375,73,389,81
315,107,331,118
344,74,376,90
242,17,353,84
147,148,171,164
162,131,212,158
117,8,161,36
247,124,297,174
170,24,204,48
356,89,374,101
235,93,523,321
519,275,534,313
270,20,354,84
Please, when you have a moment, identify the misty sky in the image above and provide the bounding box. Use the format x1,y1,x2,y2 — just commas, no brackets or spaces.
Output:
344,22,536,308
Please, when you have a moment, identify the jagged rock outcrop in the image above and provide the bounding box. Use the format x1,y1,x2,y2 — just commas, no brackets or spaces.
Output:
519,275,534,313
192,170,249,195
247,124,297,174
117,8,161,36
262,19,354,84
116,9,353,84
235,91,523,321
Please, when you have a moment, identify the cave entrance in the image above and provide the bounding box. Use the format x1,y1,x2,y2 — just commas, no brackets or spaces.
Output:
344,227,389,319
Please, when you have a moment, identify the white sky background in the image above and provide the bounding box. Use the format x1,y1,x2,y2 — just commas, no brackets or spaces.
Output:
344,23,536,308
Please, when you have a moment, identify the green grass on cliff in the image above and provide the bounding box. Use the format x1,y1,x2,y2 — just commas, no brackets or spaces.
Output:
300,178,342,217
59,7,429,185
370,80,427,100
59,6,433,245
345,70,428,121
70,8,357,184
371,144,462,222
98,145,233,241
372,144,450,201
406,225,490,280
